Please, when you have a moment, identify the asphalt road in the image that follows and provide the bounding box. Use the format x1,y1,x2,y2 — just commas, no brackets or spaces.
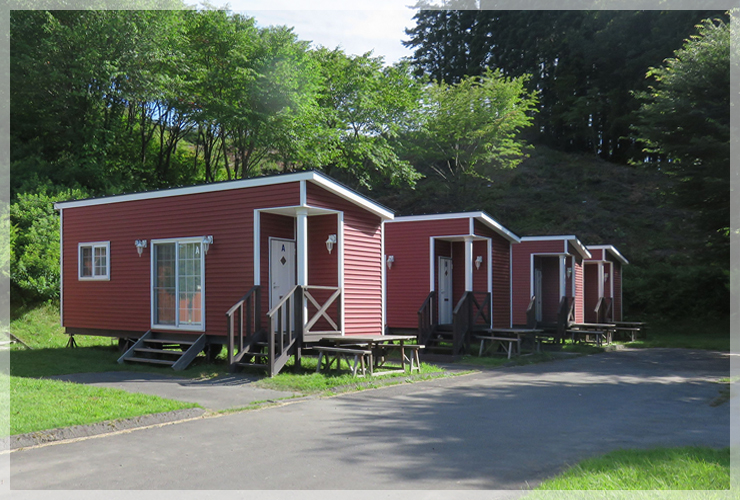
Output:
10,348,731,491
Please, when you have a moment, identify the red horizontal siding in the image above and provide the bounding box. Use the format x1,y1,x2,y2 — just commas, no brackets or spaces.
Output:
583,263,600,323
62,182,300,337
474,220,511,328
306,182,383,336
511,240,565,326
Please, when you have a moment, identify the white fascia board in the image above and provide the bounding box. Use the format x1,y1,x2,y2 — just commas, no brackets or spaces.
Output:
54,171,317,210
587,245,629,265
52,171,395,221
390,211,520,243
522,235,591,260
307,172,394,220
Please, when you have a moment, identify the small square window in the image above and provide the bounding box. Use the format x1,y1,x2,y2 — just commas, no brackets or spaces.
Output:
79,242,110,280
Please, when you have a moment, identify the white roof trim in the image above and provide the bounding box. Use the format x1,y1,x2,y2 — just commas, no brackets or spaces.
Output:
53,171,394,220
390,211,520,243
521,235,592,259
587,245,629,264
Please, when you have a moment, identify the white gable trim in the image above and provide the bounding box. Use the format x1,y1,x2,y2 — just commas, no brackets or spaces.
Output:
522,235,592,260
587,245,629,264
53,171,394,220
391,211,520,243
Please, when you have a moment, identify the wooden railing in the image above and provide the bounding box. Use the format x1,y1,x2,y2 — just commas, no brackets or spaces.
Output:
417,291,436,345
266,285,303,377
226,286,262,366
594,297,604,323
303,286,342,337
526,296,537,328
556,296,575,344
603,298,613,323
452,291,491,355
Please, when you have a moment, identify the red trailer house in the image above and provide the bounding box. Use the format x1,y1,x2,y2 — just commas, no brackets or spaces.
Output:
54,171,394,375
583,245,629,323
511,235,591,340
383,212,520,355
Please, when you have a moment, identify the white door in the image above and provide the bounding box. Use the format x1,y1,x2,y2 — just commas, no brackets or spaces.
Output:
534,268,543,322
438,257,453,324
270,239,296,308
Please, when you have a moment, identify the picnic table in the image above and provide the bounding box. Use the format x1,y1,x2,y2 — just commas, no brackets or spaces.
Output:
568,323,616,346
474,328,543,358
316,335,422,376
612,321,647,341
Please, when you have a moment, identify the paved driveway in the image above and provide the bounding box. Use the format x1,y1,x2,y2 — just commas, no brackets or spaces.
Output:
10,348,731,490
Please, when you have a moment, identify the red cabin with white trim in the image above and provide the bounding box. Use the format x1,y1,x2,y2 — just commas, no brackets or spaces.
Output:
583,245,629,322
54,171,393,347
384,212,520,332
511,235,591,328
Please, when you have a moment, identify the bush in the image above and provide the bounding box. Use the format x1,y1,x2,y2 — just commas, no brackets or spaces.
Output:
10,187,87,304
624,259,729,320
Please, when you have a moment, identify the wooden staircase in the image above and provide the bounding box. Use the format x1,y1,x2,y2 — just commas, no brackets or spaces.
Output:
117,330,208,370
417,290,491,359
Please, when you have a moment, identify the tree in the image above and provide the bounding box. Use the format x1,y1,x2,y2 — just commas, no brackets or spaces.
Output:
404,9,727,163
286,49,423,190
633,18,730,263
409,69,537,203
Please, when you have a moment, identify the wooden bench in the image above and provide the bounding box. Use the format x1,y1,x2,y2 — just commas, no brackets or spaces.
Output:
475,335,521,359
614,327,641,342
314,346,373,377
568,330,607,346
372,343,424,375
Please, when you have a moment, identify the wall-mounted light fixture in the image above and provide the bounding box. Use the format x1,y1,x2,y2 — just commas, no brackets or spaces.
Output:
326,234,337,254
604,272,609,283
566,267,573,279
202,235,214,255
474,255,483,270
134,239,147,257
386,255,395,270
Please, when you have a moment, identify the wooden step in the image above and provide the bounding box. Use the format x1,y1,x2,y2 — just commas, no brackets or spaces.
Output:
123,357,176,366
144,338,195,346
133,347,184,356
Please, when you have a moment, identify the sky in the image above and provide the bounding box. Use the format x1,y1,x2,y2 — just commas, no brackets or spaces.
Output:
227,1,419,64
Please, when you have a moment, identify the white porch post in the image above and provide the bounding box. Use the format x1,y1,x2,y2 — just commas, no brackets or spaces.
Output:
559,256,566,299
296,209,308,286
464,236,473,292
296,208,309,324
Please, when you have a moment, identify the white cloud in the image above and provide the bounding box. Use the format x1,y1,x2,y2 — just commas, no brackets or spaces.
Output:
230,6,417,64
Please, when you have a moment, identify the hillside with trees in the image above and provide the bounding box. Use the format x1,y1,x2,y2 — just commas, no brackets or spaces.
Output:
8,7,730,324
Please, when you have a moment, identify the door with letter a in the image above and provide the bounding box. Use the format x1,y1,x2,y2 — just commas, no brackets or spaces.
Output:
438,256,453,324
270,238,296,308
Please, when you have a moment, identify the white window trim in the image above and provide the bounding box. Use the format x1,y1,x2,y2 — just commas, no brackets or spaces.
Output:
78,241,110,281
150,237,207,332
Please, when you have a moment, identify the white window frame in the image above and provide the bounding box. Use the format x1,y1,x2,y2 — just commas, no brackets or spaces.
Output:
150,237,206,332
78,241,110,281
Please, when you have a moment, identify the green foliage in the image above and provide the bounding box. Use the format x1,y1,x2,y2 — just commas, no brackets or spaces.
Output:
534,447,730,490
405,9,726,164
409,69,537,202
9,374,198,436
633,18,730,264
10,187,86,304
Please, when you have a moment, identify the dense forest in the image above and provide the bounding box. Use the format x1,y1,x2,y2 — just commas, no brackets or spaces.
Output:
8,7,730,323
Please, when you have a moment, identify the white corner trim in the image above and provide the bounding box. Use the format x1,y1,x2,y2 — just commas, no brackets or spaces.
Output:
429,237,435,292
254,210,261,286
338,212,345,335
299,179,307,207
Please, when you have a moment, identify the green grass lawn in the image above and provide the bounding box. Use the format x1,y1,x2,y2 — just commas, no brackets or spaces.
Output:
535,446,730,490
8,374,198,435
621,317,729,351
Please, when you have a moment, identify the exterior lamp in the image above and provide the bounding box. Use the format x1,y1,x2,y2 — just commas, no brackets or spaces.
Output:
604,272,609,283
326,234,337,254
474,255,483,270
386,255,395,270
202,235,214,255
566,267,573,279
134,239,147,257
